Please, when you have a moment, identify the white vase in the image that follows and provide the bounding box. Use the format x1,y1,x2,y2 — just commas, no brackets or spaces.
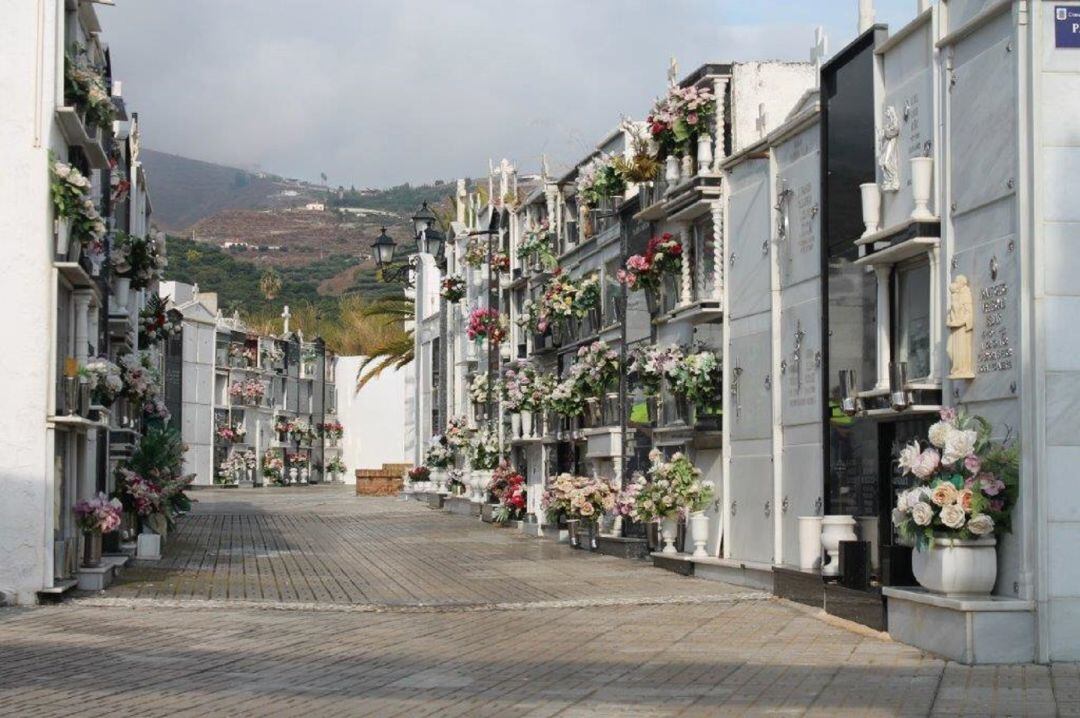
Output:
660,517,678,555
520,410,533,439
689,511,710,558
797,516,823,571
820,515,857,576
664,155,680,183
113,276,131,308
289,467,298,485
680,154,694,179
859,183,881,238
55,216,70,256
910,157,935,221
696,133,713,174
136,531,162,560
432,468,447,494
510,412,521,439
912,537,997,595
300,468,309,485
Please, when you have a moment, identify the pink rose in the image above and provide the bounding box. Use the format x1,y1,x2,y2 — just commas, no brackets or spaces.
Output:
687,112,699,125
910,449,941,479
979,473,1005,497
964,454,981,475
940,407,958,423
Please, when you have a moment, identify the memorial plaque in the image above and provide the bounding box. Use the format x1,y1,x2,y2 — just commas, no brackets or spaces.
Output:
781,439,823,568
953,234,1019,404
729,326,773,441
878,19,934,228
774,124,822,289
1056,7,1080,48
727,454,774,564
727,158,772,319
780,296,824,427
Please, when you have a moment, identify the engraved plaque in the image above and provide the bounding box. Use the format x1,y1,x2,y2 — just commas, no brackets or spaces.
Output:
727,159,772,319
774,124,822,289
728,454,774,564
729,327,773,441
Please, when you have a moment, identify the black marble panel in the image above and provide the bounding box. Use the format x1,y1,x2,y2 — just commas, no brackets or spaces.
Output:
824,583,885,631
774,567,825,609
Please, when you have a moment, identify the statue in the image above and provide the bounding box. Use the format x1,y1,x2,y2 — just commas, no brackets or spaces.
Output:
946,275,975,379
878,105,900,192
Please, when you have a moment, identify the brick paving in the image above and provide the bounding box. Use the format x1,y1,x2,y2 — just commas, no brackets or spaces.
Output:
0,487,1072,717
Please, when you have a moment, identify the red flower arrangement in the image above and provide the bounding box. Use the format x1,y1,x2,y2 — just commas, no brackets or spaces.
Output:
489,461,527,522
617,233,682,291
467,307,507,344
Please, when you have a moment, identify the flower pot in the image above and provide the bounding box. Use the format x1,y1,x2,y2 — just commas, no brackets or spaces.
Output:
696,133,713,174
584,398,603,427
910,157,935,221
78,381,92,417
859,182,881,238
588,306,602,334
680,154,694,180
797,516,823,571
912,537,997,596
432,468,448,494
689,511,710,558
136,529,161,560
470,470,493,503
644,287,660,316
820,515,857,576
510,412,521,439
664,155,680,183
520,410,533,439
662,272,680,312
673,394,695,426
54,217,70,256
660,517,679,555
82,531,103,568
603,393,621,426
113,276,131,309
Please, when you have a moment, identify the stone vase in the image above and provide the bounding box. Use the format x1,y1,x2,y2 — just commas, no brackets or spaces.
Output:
859,182,881,238
689,511,710,558
664,155,680,183
82,531,103,568
696,133,713,174
113,276,131,309
912,537,997,596
910,157,935,221
289,467,298,485
660,517,679,555
820,515,857,576
797,516,823,571
520,410,533,439
510,412,521,439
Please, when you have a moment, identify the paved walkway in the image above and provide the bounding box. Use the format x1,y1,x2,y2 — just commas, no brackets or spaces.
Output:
0,487,1074,717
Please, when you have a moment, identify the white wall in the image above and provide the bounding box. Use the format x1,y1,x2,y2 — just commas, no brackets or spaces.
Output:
0,0,61,603
335,356,409,482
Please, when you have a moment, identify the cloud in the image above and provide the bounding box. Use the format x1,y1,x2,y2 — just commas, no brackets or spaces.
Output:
100,0,919,188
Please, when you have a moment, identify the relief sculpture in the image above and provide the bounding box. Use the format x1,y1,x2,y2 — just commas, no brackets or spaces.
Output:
947,275,976,380
878,105,900,192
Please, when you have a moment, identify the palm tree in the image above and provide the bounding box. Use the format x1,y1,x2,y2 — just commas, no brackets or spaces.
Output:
259,269,282,301
352,297,414,390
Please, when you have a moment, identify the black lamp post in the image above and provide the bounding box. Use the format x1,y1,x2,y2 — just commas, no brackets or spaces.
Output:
371,203,447,285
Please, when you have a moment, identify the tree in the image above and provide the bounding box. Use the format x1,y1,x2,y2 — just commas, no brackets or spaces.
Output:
351,297,415,390
259,268,283,301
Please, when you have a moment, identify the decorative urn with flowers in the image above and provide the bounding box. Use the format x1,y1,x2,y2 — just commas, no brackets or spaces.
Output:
892,407,1018,595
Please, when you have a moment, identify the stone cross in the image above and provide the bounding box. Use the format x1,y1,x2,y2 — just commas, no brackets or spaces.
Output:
858,0,875,33
756,103,768,139
281,305,291,334
793,320,805,392
811,27,828,77
667,56,679,87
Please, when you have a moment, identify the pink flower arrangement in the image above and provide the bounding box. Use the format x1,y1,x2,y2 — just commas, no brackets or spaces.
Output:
74,492,123,534
647,84,717,158
119,468,162,517
618,233,682,292
467,308,507,344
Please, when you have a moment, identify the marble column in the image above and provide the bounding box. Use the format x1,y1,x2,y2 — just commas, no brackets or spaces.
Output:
679,223,693,306
73,291,92,363
874,265,892,390
928,246,941,382
710,202,724,303
712,78,729,173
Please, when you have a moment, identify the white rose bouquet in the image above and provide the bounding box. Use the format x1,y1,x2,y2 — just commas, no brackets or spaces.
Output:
891,407,1018,550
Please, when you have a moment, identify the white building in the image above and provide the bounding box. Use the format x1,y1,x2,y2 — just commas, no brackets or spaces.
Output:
0,0,161,604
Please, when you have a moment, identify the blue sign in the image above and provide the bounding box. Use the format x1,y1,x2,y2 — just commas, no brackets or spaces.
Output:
1056,6,1080,48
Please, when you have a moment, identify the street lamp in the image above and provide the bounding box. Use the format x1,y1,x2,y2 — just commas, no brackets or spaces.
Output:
371,227,398,267
412,201,437,236
417,226,445,259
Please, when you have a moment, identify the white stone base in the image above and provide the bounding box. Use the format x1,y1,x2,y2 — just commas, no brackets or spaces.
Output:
76,556,129,591
883,587,1035,664
137,533,162,560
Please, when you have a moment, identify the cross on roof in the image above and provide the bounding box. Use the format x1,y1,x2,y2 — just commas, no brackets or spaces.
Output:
811,26,828,77
756,103,768,139
281,305,291,334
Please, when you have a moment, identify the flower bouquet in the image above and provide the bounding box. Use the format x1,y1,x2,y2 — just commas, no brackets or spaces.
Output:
467,308,507,344
261,342,284,367
290,418,313,444
469,372,497,406
50,159,106,252
112,231,166,290
577,154,627,208
75,493,123,534
490,462,527,523
274,416,293,441
468,428,501,471
464,237,488,269
647,83,717,159
546,373,585,418
425,437,454,469
517,298,550,335
518,221,556,270
618,233,683,294
320,420,344,444
666,348,722,420
891,408,1019,594
216,423,246,444
325,456,346,480
444,415,471,449
542,473,616,524
64,46,116,130
408,465,431,485
262,450,285,485
139,295,183,347
440,274,466,303
630,344,683,397
80,357,123,407
491,251,511,274
216,453,245,486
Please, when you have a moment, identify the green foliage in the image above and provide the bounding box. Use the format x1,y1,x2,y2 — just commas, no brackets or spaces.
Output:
327,181,456,213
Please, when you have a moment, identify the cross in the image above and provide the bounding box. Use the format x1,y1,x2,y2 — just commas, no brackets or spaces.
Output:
667,56,679,87
756,103,768,139
811,27,828,78
281,305,291,334
731,361,743,419
792,320,805,393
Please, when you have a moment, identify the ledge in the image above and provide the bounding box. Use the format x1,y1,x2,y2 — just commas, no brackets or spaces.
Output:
49,414,108,432
883,586,1034,612
854,217,940,247
55,107,109,168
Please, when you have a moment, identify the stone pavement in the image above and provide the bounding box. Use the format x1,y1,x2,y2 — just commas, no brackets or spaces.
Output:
0,488,1074,717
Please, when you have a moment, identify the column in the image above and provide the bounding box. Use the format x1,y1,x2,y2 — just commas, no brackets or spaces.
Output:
679,222,693,306
710,202,724,303
712,78,729,173
928,246,940,383
874,265,892,390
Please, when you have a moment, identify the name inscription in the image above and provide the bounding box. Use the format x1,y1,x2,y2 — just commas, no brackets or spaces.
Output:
977,282,1013,374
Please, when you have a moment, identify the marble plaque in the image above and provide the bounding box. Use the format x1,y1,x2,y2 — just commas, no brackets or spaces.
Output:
949,17,1017,218
727,158,772,320
728,453,775,564
775,125,822,289
780,441,823,568
780,298,824,427
954,234,1019,404
729,328,773,441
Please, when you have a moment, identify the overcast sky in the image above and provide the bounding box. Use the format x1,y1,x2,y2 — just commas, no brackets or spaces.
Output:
101,0,918,189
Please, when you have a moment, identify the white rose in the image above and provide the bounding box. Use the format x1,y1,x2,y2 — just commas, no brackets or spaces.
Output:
911,502,933,526
967,513,995,536
54,163,71,178
927,421,952,448
891,508,907,526
942,429,977,465
940,502,966,530
898,442,921,474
